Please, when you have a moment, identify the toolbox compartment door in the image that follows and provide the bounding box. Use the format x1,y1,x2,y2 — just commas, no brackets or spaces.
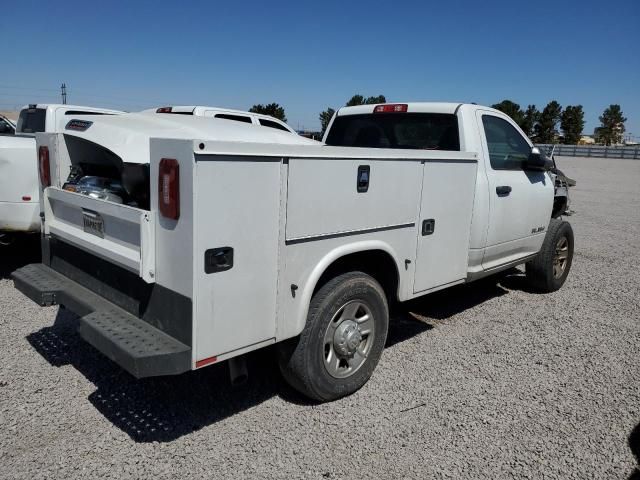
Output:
413,160,477,292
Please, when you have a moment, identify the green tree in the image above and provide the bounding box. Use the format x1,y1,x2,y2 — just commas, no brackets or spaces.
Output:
249,103,287,122
491,100,525,128
319,108,335,135
560,105,585,144
345,94,386,106
596,104,626,145
534,101,562,143
521,105,540,138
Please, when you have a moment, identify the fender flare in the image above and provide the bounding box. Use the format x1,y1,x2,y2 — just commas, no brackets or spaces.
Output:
288,239,403,338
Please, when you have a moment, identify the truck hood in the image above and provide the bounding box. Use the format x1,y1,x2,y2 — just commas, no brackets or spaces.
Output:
61,112,318,164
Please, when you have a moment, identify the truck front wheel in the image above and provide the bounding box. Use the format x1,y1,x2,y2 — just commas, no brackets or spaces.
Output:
525,218,574,292
278,272,389,402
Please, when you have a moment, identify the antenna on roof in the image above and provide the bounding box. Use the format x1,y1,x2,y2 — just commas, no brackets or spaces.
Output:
61,83,67,105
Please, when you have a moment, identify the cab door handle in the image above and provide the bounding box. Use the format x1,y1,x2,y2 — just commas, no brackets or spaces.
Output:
496,186,512,197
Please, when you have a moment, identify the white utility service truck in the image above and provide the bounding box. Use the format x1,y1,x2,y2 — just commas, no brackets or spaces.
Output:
0,104,123,244
12,103,574,402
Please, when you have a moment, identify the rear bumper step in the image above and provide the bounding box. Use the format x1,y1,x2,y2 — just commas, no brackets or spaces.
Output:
12,264,191,378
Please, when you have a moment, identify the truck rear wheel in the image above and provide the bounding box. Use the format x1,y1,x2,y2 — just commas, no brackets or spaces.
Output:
525,218,574,292
278,272,389,402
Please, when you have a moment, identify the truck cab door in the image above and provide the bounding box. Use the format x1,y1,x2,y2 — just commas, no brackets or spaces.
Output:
477,112,554,270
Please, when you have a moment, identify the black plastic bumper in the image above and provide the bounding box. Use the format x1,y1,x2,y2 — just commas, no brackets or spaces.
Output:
12,263,191,378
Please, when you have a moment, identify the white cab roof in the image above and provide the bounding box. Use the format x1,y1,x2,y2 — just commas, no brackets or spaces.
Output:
141,106,294,131
336,102,463,116
22,104,124,114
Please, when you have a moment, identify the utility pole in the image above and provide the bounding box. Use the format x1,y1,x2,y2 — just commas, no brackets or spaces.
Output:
61,83,67,104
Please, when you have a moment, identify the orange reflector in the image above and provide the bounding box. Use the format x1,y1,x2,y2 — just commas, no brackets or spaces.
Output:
196,356,217,368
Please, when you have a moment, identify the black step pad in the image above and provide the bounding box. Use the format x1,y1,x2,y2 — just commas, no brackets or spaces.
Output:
12,263,191,378
79,310,190,378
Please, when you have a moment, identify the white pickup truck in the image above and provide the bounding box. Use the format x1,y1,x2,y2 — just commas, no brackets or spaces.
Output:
0,104,123,244
0,114,16,135
144,105,297,134
12,102,574,402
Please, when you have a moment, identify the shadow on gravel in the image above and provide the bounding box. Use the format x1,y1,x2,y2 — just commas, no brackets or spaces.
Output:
398,269,519,328
24,269,528,443
629,422,640,480
0,234,40,279
27,308,285,442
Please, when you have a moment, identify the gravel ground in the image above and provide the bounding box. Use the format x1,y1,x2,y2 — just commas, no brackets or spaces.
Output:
1,156,639,479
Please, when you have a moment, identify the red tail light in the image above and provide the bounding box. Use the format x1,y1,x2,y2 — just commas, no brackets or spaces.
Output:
158,158,180,220
373,104,408,113
38,146,51,187
156,107,173,113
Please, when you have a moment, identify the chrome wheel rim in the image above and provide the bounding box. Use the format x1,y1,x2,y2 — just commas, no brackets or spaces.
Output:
553,236,569,279
323,300,375,379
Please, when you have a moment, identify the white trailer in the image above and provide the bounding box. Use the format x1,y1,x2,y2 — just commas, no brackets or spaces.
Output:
13,103,574,402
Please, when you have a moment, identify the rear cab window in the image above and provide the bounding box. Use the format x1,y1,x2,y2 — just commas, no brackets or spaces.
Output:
325,113,460,150
16,108,46,133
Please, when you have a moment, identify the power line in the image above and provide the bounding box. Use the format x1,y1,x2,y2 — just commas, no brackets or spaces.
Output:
0,84,60,93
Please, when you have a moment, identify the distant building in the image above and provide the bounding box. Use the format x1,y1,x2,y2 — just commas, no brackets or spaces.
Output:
579,135,596,145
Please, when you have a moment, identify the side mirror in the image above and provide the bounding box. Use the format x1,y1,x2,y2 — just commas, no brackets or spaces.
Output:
526,147,553,171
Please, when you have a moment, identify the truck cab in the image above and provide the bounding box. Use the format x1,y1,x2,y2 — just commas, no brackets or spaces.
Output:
324,102,568,275
143,105,298,134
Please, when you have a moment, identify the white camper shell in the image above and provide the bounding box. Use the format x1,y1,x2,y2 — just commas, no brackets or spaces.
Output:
13,103,575,402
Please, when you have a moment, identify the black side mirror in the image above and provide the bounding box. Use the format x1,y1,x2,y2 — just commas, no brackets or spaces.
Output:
526,147,553,171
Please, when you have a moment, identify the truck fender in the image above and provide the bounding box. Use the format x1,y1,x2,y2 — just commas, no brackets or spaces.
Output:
286,239,403,339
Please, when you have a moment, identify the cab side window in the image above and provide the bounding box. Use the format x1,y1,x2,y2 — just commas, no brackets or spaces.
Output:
482,115,530,170
259,119,291,132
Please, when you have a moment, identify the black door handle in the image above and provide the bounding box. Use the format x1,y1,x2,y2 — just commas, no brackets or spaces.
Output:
496,186,512,197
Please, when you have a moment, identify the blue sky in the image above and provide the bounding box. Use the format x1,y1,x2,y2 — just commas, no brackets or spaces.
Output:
2,0,639,137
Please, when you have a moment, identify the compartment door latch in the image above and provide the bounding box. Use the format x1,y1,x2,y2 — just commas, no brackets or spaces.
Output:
205,247,234,274
421,219,435,236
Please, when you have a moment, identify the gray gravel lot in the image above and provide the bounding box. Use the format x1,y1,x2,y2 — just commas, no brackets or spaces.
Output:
1,156,639,479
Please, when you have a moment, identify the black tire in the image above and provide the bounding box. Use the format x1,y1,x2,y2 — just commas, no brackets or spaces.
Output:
526,218,574,292
277,272,389,402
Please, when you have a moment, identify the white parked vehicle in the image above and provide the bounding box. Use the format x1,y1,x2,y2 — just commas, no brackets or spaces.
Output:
0,104,123,243
143,105,297,134
0,114,16,135
13,103,574,402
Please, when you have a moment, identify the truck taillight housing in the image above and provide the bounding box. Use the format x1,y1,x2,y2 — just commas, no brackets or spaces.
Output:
38,146,51,187
373,104,408,113
158,158,180,220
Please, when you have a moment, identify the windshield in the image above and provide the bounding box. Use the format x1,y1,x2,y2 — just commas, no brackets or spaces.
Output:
325,112,460,151
16,108,46,134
